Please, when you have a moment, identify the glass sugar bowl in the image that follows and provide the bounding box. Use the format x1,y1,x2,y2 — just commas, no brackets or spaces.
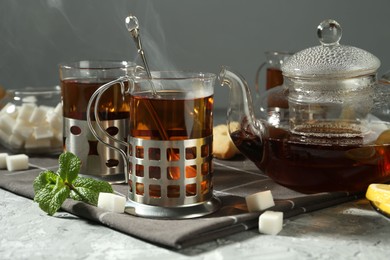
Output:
0,86,63,155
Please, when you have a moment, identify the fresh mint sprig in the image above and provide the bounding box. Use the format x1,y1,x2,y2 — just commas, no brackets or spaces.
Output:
33,152,113,215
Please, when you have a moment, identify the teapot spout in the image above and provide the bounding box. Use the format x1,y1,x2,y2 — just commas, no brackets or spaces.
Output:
218,66,266,164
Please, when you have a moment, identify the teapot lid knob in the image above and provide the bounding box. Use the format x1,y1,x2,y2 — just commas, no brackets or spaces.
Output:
317,19,342,46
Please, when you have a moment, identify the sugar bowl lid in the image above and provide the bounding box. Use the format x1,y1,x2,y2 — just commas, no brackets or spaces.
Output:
282,19,380,78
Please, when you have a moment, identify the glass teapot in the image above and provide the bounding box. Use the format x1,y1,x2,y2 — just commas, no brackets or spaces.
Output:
220,19,390,193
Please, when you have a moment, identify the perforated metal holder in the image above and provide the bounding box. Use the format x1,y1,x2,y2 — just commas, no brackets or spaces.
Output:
124,135,220,219
64,117,128,183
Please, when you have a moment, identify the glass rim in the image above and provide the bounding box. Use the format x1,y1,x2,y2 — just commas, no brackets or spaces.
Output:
10,86,61,95
136,70,217,80
59,60,137,70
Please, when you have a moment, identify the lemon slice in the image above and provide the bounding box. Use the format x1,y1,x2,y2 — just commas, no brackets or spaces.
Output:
375,129,390,145
366,183,390,204
345,147,376,161
370,201,390,218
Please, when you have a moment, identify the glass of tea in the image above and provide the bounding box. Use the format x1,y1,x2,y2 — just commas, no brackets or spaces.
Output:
255,51,293,92
254,51,293,126
59,61,137,183
87,70,220,219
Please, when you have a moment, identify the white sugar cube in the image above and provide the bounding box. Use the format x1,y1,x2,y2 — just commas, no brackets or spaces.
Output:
0,103,18,117
17,103,36,121
6,154,29,171
39,105,54,111
29,106,47,123
46,109,56,121
47,113,63,132
33,125,54,139
1,114,17,135
9,134,24,148
25,137,51,149
97,192,126,213
53,103,62,115
0,153,8,169
22,95,37,103
259,211,283,235
0,128,9,143
13,120,34,138
246,190,275,212
52,130,63,143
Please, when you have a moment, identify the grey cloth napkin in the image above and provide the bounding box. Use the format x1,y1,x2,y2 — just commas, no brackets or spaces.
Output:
0,155,362,249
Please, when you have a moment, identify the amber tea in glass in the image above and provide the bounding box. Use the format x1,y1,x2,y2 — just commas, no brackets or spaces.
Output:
129,90,213,197
59,61,136,182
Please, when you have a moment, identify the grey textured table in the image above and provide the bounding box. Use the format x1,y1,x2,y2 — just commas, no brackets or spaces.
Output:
1,188,389,259
1,109,390,259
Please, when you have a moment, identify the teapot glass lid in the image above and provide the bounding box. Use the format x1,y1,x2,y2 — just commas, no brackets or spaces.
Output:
282,19,380,78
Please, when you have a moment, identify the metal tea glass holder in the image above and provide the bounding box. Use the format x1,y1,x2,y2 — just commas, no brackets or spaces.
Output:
124,136,220,219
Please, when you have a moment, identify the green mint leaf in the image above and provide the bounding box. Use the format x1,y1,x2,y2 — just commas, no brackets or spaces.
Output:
57,152,81,184
34,185,54,204
33,170,58,195
33,152,114,215
36,177,70,216
70,177,114,206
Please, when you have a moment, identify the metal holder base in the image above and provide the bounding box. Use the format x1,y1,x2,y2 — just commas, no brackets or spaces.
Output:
125,135,221,218
64,117,128,183
124,196,221,219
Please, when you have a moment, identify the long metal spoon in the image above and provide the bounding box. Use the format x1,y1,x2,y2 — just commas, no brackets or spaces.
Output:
125,15,153,80
124,14,183,179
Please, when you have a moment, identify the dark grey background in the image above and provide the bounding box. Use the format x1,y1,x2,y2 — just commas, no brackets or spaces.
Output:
0,0,389,109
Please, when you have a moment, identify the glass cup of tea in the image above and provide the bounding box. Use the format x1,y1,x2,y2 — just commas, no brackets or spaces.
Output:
59,61,137,183
255,51,293,92
254,51,293,126
87,70,221,219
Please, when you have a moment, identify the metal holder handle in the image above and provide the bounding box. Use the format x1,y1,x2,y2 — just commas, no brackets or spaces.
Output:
86,76,132,183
